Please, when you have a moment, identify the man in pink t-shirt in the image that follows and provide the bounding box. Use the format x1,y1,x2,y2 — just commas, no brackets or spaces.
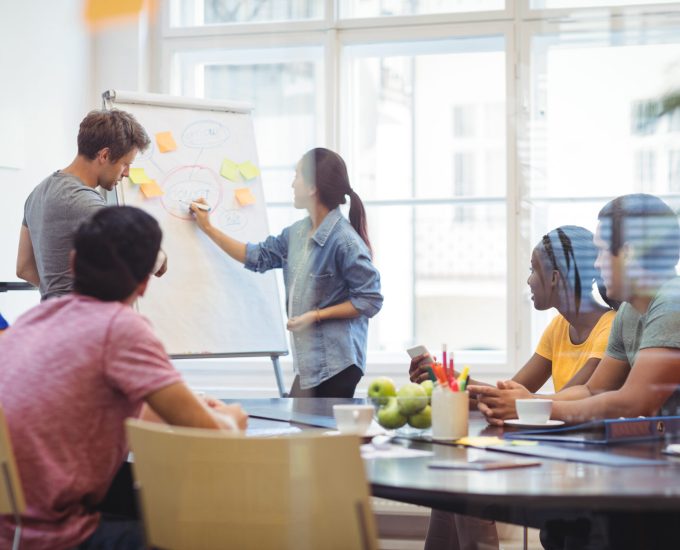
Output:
0,206,247,550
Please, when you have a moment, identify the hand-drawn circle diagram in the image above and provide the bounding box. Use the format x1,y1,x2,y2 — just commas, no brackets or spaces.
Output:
181,120,230,148
217,209,248,233
160,165,223,221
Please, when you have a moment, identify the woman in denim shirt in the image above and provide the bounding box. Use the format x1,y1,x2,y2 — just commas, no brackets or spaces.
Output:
191,148,383,397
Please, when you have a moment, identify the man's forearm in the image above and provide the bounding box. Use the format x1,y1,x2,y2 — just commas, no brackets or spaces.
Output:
552,391,629,422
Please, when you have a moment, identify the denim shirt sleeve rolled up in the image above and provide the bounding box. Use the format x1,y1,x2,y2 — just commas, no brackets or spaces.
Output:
244,208,383,390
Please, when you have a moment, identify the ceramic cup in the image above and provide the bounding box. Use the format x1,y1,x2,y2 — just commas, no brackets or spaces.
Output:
431,390,469,440
333,404,374,435
516,398,553,424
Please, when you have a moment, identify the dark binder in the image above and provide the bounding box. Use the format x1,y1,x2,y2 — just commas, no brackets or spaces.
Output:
504,415,680,445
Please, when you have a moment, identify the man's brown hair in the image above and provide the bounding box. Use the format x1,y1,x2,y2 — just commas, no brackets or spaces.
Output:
77,110,150,162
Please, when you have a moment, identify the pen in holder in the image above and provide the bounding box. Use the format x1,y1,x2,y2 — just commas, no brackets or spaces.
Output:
431,389,469,440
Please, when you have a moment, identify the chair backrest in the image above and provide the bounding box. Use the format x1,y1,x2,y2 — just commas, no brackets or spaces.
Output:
0,405,25,516
126,419,378,550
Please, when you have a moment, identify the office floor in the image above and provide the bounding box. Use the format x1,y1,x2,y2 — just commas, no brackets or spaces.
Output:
373,498,542,550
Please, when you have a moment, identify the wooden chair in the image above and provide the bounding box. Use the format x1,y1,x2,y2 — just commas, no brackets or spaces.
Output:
126,419,378,550
0,405,25,550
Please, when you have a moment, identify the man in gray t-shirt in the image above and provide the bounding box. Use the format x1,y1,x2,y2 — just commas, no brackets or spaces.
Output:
22,172,106,300
17,110,154,300
607,276,680,369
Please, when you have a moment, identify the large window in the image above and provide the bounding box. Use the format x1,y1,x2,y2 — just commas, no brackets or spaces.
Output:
341,36,506,352
525,19,680,350
172,44,324,206
163,0,680,376
340,0,504,17
170,1,323,26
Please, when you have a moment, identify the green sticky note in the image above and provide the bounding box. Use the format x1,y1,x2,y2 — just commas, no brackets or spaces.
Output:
220,158,240,181
128,167,151,184
238,161,260,181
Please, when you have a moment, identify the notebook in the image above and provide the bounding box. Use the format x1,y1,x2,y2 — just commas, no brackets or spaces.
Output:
504,415,680,445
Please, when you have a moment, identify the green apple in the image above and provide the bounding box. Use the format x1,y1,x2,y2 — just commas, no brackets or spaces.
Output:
377,397,407,430
420,380,434,404
397,383,428,416
408,405,432,429
367,377,397,405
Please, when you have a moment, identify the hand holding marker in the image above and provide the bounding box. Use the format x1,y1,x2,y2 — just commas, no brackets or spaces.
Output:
182,199,211,212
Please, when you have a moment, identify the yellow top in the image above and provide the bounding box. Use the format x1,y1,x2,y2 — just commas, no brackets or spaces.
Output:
535,310,615,392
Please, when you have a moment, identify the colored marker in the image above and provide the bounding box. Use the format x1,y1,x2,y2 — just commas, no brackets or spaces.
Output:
458,366,470,392
442,344,447,380
181,200,211,212
425,365,436,383
460,373,470,392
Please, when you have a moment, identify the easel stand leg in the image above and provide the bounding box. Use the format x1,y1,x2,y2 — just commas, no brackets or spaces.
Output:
271,355,287,397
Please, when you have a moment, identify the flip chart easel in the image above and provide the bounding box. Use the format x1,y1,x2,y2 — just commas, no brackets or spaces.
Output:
102,90,289,396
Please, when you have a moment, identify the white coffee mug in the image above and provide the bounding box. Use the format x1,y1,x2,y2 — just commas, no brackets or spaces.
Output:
516,398,552,424
333,404,374,435
431,390,469,440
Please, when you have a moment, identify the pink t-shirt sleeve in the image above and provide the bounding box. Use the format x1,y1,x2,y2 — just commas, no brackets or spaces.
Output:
103,308,182,402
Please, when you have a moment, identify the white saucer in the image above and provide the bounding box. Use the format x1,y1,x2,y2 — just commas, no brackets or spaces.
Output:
504,419,565,428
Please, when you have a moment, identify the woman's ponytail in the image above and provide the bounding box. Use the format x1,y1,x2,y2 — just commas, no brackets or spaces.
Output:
301,148,373,256
347,189,372,257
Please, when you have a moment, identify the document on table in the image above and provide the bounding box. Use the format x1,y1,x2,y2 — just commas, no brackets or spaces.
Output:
361,443,433,460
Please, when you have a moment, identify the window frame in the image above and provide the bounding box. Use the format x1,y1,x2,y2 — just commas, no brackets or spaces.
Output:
157,0,680,377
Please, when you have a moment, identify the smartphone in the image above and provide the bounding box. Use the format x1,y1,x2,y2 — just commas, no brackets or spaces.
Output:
407,345,433,364
427,459,541,471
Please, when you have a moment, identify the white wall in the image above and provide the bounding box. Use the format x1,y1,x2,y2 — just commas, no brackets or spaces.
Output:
0,0,91,319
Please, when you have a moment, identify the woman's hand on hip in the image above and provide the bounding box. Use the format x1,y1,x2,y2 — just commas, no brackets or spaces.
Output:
287,310,318,332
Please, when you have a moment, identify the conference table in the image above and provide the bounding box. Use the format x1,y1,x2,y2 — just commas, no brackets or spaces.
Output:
231,397,680,542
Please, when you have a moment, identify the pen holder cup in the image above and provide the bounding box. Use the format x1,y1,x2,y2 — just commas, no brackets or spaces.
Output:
431,390,469,440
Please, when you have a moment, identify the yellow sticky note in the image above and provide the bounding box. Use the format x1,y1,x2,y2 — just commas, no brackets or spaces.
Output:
234,187,256,207
140,180,164,199
128,167,151,184
454,436,506,448
238,161,260,181
220,158,240,181
155,131,177,153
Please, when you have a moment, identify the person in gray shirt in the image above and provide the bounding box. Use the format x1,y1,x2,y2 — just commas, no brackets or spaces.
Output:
16,109,165,300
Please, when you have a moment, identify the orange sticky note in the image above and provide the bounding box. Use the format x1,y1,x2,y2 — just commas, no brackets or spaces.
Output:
85,0,144,25
234,187,256,207
238,161,260,181
140,180,164,199
155,131,177,153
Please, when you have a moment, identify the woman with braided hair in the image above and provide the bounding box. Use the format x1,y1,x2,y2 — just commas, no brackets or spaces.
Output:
411,225,617,404
191,148,383,397
410,225,617,550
